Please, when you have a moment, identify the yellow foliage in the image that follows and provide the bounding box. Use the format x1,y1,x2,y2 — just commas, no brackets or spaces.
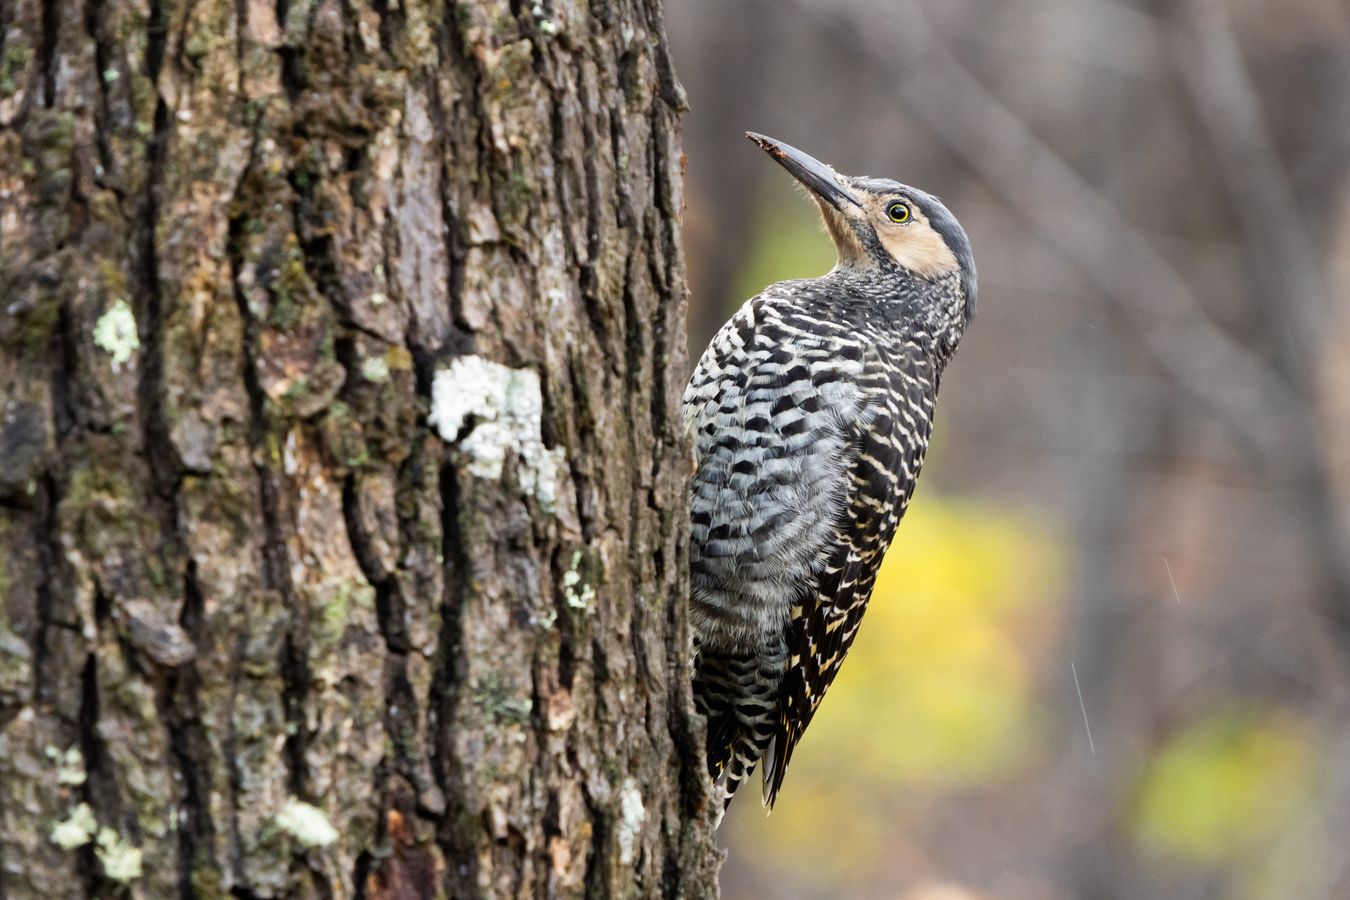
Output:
1129,707,1319,865
800,496,1061,785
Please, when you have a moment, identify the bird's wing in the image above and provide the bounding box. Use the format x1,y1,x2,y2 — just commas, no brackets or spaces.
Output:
762,351,931,808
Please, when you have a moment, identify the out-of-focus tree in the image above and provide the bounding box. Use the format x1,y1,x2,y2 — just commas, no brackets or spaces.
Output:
669,0,1350,897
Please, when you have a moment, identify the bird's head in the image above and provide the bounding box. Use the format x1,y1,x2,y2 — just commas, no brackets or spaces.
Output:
747,132,977,325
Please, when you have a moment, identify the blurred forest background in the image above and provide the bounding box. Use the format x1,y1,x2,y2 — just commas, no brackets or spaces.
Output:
667,1,1350,898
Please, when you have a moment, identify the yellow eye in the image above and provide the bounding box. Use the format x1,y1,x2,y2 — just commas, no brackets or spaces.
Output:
886,201,911,223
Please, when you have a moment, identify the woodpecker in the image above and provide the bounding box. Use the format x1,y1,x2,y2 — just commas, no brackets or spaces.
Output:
685,133,977,816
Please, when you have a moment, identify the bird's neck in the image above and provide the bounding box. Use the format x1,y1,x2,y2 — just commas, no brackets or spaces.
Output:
814,267,967,365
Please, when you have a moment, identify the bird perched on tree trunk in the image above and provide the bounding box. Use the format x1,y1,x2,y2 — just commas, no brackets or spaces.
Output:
685,133,977,818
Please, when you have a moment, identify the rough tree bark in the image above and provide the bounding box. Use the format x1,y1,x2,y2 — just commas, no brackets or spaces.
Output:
0,0,719,895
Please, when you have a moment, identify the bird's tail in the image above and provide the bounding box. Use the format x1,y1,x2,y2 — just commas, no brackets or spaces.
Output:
694,639,787,825
711,733,765,826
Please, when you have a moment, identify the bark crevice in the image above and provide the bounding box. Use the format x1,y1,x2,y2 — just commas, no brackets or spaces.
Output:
76,650,109,893
430,460,474,894
38,0,57,107
225,171,314,805
165,566,214,900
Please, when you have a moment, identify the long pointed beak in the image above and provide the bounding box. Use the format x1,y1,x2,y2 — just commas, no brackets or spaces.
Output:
746,132,860,212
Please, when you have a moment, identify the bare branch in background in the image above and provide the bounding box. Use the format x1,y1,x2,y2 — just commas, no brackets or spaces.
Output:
791,0,1308,462
1172,0,1328,385
1171,0,1350,644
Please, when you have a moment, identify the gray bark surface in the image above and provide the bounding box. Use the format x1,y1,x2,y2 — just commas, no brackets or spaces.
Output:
0,0,719,895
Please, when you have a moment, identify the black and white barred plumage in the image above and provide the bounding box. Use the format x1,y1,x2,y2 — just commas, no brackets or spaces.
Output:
686,135,976,816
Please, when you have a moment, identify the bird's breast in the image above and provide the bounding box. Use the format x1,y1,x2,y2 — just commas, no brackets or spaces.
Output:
685,307,870,653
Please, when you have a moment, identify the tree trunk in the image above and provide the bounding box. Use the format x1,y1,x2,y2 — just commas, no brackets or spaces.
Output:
0,0,719,895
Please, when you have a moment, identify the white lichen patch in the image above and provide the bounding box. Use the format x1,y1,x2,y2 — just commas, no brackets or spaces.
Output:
458,421,511,480
428,356,565,507
45,743,87,786
51,805,143,882
275,797,339,848
562,550,595,613
50,803,97,849
616,778,646,865
92,299,140,371
361,356,390,383
95,827,143,883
